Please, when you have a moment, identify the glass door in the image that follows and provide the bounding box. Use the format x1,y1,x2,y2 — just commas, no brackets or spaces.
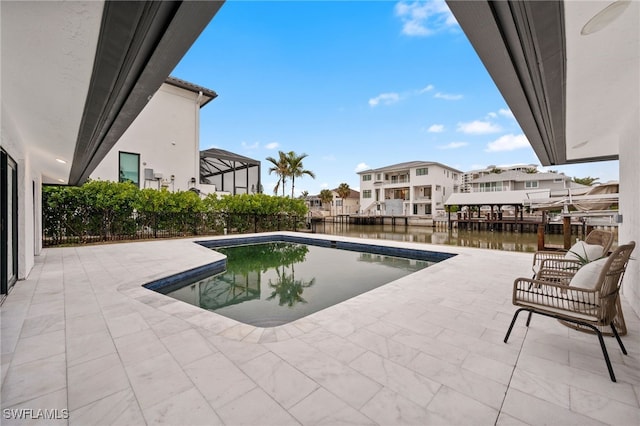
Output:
1,149,18,295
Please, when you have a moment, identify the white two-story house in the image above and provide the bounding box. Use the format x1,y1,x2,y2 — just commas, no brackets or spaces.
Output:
358,161,462,217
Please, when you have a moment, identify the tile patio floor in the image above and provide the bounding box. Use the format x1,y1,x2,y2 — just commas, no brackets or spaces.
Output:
1,232,639,425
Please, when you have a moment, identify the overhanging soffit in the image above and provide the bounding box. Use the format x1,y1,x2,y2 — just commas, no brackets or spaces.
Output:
446,0,567,166
69,0,224,185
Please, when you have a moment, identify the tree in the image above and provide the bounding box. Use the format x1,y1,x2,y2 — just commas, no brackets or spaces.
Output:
319,189,333,210
300,190,309,198
286,151,315,198
266,151,289,196
573,176,600,186
336,183,351,214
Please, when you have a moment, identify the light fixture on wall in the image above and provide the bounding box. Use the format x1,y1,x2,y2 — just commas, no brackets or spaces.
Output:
55,158,67,164
581,0,631,35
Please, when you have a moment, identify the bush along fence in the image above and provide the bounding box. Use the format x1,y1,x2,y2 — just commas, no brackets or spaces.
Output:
42,181,308,247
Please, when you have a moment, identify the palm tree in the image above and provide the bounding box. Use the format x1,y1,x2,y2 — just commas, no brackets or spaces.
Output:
286,151,315,198
266,151,289,196
319,189,333,211
336,183,351,214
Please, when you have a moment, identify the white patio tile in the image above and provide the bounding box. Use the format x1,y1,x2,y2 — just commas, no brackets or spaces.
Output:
240,351,318,409
570,386,640,425
114,328,167,366
67,329,117,367
216,387,300,426
67,353,129,410
509,368,571,409
349,351,440,407
1,353,67,408
501,388,606,426
289,387,375,425
69,388,144,426
427,386,499,426
2,388,67,426
183,352,257,409
360,387,446,426
105,311,149,339
160,328,213,365
124,353,193,409
142,386,223,426
10,329,65,367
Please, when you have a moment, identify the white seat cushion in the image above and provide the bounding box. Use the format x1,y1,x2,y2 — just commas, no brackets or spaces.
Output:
569,257,608,290
565,241,603,263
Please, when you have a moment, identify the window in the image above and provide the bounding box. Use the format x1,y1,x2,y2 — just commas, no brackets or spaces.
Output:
362,190,372,198
376,173,382,181
525,181,539,188
119,152,140,187
479,182,503,192
362,174,372,181
416,167,428,176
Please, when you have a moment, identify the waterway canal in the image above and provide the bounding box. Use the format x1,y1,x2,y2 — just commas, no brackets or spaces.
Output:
315,222,567,253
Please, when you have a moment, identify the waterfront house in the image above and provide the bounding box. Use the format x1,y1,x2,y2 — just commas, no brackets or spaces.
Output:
358,161,461,218
306,188,360,216
460,163,538,193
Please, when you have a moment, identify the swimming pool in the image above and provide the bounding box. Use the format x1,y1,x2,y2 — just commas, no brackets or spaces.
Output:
144,235,455,327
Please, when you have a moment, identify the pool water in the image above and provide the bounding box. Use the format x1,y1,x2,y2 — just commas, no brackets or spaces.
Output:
164,242,433,327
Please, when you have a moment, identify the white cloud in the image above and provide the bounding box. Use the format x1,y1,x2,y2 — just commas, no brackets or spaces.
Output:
438,141,468,150
354,162,371,172
264,142,280,150
498,108,515,119
320,183,330,189
485,134,530,152
457,120,502,134
487,112,497,118
418,84,435,94
428,124,444,133
241,141,259,150
369,92,400,107
434,92,463,101
395,0,458,37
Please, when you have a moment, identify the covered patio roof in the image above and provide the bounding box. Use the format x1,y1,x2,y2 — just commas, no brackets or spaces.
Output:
200,148,261,194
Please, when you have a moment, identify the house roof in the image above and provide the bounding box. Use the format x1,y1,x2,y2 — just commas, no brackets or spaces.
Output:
444,189,551,207
358,161,462,174
165,76,218,107
331,188,360,199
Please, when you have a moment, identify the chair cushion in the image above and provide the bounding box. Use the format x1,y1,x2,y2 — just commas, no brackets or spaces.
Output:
569,257,608,290
565,241,603,263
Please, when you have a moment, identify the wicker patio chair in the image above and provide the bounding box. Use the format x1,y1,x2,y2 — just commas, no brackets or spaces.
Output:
505,241,635,382
531,229,615,277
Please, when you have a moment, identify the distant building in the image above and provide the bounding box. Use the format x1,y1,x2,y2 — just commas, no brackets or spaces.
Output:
358,161,462,217
468,169,587,195
306,188,360,216
460,164,538,193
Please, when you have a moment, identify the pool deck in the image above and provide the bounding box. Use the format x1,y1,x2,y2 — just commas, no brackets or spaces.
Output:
1,232,639,425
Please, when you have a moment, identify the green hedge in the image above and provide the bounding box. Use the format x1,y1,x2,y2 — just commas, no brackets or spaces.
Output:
43,181,308,246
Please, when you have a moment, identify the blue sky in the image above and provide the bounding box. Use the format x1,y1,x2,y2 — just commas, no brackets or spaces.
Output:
172,0,619,196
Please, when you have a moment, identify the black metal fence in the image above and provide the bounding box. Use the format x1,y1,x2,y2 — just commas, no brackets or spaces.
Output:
43,211,305,247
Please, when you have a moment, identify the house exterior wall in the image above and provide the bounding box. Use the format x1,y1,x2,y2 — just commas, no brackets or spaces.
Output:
1,110,40,281
619,111,640,317
359,163,460,216
332,191,360,215
90,83,201,192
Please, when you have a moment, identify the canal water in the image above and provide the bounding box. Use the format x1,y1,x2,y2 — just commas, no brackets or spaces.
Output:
314,222,567,253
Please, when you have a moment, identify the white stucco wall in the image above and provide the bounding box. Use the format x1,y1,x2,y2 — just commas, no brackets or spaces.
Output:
90,83,202,192
1,109,40,281
618,108,640,318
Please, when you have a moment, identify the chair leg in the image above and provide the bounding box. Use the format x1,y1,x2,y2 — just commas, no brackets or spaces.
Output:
526,311,533,327
504,308,527,343
611,323,627,355
593,327,617,382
